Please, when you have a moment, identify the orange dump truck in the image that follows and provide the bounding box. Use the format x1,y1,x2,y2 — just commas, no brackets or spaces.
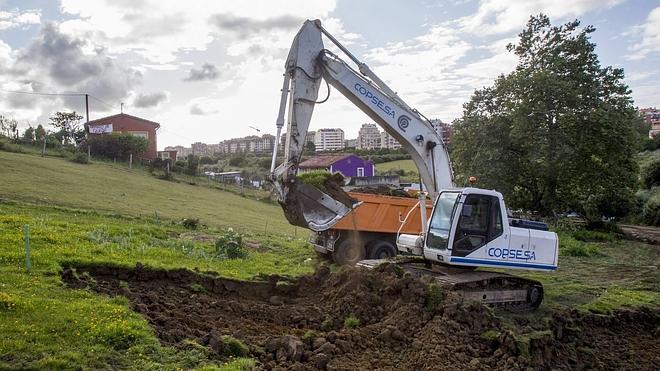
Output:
310,192,432,264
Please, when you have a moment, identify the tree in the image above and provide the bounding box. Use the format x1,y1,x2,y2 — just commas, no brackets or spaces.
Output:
186,155,200,176
85,132,148,160
35,124,46,141
49,111,84,145
23,126,35,142
451,15,639,218
304,140,316,154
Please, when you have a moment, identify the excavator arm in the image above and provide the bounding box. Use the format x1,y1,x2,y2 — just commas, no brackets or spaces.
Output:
270,20,453,231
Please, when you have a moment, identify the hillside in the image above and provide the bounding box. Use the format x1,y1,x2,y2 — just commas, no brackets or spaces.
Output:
0,151,295,236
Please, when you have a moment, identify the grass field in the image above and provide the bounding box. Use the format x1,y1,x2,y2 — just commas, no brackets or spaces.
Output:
0,151,295,236
1,149,659,369
375,159,418,175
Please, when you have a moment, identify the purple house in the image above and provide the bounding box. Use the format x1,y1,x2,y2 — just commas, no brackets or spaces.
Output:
299,154,374,177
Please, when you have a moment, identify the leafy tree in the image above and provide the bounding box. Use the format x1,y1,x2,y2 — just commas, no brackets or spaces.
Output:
451,15,639,218
304,140,316,154
22,126,35,142
186,155,200,176
35,124,46,141
49,111,84,145
642,159,660,189
85,132,148,160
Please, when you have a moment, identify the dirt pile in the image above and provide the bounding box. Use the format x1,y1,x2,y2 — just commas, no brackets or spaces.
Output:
63,263,660,370
349,185,414,198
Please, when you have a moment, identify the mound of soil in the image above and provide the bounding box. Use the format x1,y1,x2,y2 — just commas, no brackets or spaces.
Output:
62,264,660,370
349,185,414,198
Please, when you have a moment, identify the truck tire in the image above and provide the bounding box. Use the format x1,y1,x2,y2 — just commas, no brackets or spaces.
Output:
332,238,366,266
368,240,397,259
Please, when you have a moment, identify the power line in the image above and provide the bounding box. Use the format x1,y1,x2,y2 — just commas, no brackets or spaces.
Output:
89,95,116,110
0,88,86,97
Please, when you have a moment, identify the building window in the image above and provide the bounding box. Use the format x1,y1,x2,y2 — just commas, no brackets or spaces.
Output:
357,167,364,177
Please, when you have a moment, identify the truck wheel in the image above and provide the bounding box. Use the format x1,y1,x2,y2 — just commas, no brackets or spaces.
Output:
368,241,397,259
332,239,366,266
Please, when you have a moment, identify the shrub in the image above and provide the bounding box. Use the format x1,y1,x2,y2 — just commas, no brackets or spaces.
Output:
343,315,360,328
560,234,601,257
642,197,660,226
181,218,200,230
215,228,247,259
220,335,249,357
0,292,17,311
426,283,444,312
571,230,615,242
642,160,660,189
70,152,89,164
85,132,147,161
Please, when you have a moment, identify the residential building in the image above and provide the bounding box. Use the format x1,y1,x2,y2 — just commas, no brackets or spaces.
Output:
429,119,453,146
357,123,381,150
87,113,160,159
642,108,660,137
298,154,374,177
157,150,177,161
380,131,402,149
192,142,210,156
344,138,357,148
164,145,192,159
314,128,345,151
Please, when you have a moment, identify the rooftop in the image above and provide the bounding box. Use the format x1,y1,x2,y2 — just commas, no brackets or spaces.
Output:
87,113,161,128
299,154,355,168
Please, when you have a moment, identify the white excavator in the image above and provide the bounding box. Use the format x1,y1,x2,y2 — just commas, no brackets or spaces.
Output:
269,20,558,309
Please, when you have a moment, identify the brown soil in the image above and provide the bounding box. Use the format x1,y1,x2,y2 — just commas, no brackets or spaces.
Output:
349,185,414,198
620,224,660,245
62,263,660,370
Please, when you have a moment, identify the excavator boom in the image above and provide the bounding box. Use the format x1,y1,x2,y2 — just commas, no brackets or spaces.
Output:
270,20,453,232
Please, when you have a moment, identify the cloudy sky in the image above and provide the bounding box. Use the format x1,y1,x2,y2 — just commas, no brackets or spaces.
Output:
0,0,658,149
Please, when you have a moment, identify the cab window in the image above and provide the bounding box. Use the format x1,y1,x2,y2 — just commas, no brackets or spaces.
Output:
452,194,502,257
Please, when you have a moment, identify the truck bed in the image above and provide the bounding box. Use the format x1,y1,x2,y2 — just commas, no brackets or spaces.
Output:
331,192,432,234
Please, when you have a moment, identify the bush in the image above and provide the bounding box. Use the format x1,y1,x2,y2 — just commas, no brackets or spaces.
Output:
559,234,601,257
343,315,360,328
220,335,249,357
642,197,660,226
181,218,200,230
85,132,147,161
571,230,615,242
426,283,444,312
70,152,89,164
215,228,247,259
642,160,660,189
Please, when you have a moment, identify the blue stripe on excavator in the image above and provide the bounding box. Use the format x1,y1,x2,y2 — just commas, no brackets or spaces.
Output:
450,257,558,271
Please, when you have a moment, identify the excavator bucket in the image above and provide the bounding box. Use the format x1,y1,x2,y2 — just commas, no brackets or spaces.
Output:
279,176,358,232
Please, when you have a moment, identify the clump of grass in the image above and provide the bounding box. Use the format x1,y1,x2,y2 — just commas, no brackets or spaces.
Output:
559,234,601,257
215,228,247,259
181,218,200,230
571,230,615,242
321,315,333,331
297,170,332,191
479,330,499,342
426,283,444,312
0,291,17,311
343,315,360,329
190,283,206,293
302,330,316,341
220,335,249,357
69,152,89,164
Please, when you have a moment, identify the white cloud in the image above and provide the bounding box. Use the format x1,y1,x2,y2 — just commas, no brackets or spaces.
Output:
459,0,626,35
627,6,660,60
0,9,41,30
58,0,337,63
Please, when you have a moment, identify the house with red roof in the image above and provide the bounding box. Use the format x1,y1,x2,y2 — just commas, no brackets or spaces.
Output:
87,113,160,159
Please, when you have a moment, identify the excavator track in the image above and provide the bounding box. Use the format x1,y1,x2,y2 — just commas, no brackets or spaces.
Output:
357,258,544,311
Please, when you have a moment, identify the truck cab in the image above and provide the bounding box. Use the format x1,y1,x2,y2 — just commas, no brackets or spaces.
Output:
399,188,559,271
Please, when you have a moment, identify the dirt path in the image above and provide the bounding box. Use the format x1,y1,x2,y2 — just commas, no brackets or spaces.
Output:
620,224,660,245
63,264,660,370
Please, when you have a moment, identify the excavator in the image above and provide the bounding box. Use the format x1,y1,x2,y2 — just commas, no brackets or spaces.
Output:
269,20,558,309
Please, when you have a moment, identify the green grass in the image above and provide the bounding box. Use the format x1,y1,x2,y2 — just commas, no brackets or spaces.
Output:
516,232,660,313
375,159,419,181
0,199,314,369
0,151,295,236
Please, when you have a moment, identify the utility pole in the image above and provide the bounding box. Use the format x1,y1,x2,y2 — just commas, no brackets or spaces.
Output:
121,102,124,114
41,131,47,156
85,94,89,124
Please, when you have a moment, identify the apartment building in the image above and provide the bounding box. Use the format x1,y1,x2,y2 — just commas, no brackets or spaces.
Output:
356,123,381,150
314,128,345,151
